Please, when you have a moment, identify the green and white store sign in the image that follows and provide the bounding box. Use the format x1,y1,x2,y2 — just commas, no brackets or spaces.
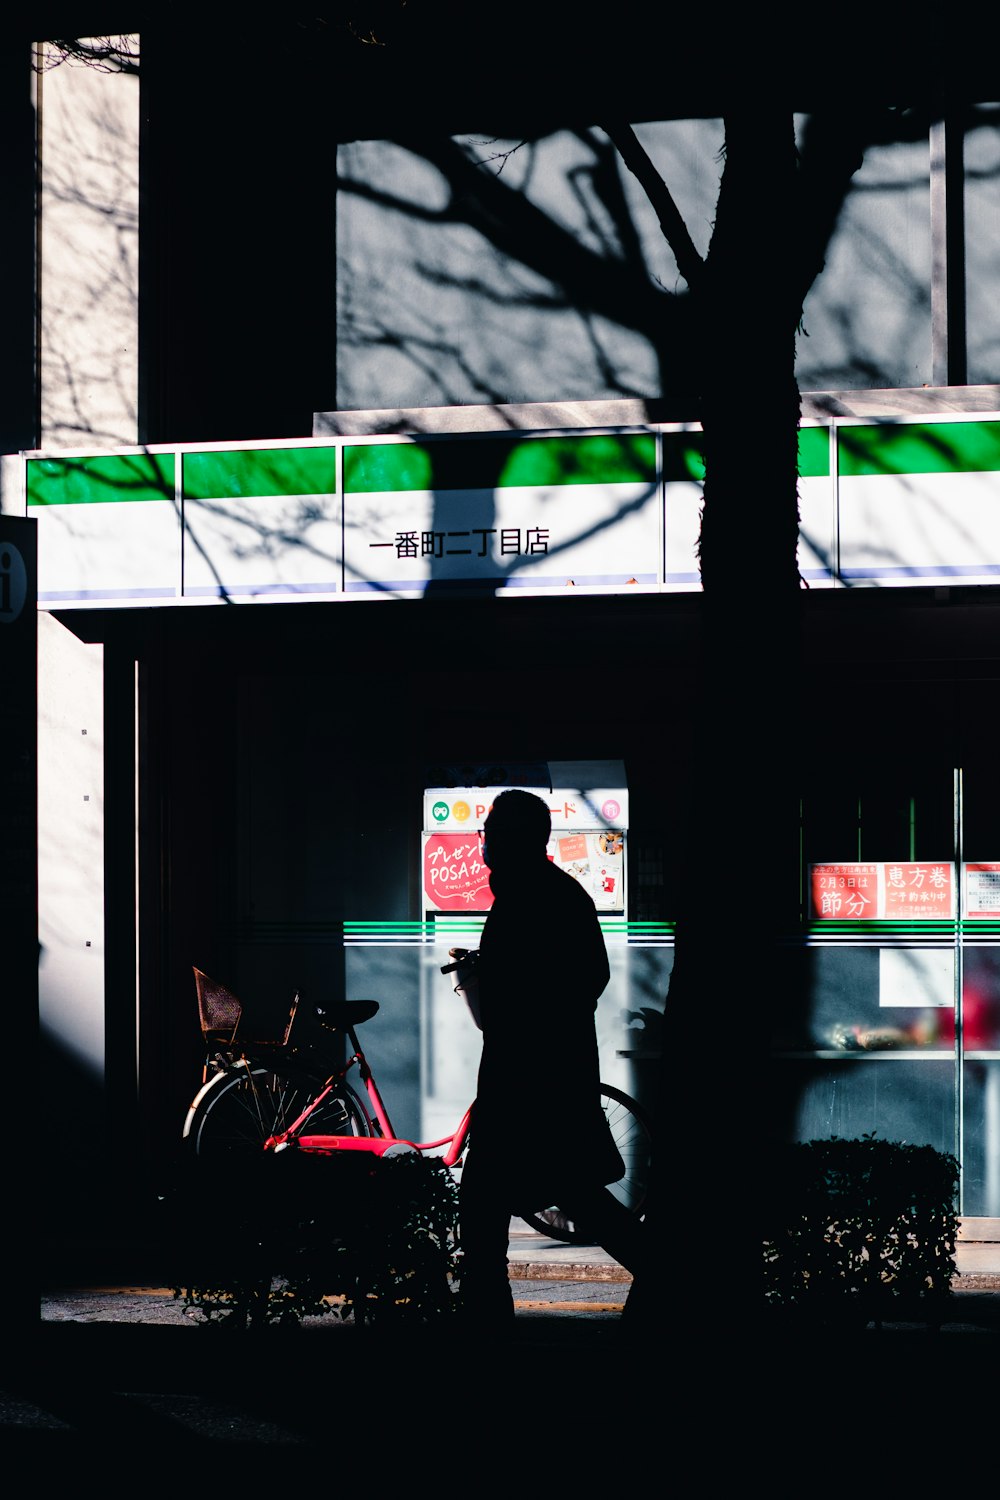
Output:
18,413,1000,607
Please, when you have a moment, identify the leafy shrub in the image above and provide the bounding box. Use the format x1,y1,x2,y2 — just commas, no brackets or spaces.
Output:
174,1147,460,1329
763,1134,959,1326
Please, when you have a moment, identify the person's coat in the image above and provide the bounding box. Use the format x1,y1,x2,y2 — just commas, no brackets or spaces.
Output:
470,855,623,1208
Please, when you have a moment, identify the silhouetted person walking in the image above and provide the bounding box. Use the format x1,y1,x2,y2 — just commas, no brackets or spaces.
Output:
451,788,647,1325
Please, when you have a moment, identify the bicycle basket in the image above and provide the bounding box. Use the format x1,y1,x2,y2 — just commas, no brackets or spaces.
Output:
194,967,302,1049
193,967,242,1044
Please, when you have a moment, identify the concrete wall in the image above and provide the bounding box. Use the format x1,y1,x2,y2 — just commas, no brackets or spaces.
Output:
38,47,139,450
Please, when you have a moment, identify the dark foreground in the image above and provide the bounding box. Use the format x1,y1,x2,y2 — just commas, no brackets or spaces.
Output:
4,1282,1000,1478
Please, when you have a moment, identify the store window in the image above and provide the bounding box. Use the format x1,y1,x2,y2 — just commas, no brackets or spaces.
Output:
772,772,959,1174
771,766,1000,1216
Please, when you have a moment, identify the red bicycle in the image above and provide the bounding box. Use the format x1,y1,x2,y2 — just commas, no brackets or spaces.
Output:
182,964,653,1245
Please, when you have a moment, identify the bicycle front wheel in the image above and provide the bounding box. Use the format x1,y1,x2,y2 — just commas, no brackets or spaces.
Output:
185,1064,372,1162
520,1083,653,1245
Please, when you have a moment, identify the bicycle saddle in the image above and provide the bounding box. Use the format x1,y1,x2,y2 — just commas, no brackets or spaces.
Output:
313,999,379,1028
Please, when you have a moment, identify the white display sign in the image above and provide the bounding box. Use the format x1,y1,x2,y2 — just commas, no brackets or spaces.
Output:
424,786,628,833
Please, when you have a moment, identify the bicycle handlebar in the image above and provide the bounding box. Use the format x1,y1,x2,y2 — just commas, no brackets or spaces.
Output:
440,950,480,976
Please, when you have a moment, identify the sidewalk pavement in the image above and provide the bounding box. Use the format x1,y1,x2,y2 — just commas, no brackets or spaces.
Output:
33,1222,1000,1322
34,1225,635,1329
7,1227,1000,1470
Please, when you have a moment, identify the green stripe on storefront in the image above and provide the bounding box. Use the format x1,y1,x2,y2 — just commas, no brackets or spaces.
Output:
659,426,828,482
27,452,175,506
808,923,1000,934
344,434,657,494
661,432,704,482
798,425,830,478
343,918,673,939
806,921,960,935
24,427,828,509
184,447,338,499
838,421,1000,478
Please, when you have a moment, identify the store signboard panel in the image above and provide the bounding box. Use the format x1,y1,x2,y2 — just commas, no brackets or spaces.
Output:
661,424,834,590
797,426,836,587
838,419,1000,586
343,434,660,594
26,453,178,605
26,412,1000,608
661,430,702,591
181,447,341,598
424,785,629,834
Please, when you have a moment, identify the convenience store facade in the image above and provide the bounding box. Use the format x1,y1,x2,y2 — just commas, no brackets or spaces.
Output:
16,399,1000,1235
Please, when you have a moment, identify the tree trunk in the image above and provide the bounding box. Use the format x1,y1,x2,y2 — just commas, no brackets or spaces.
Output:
628,112,804,1339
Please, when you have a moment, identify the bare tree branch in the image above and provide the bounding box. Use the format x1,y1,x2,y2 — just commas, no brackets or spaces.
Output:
789,107,901,324
382,134,687,352
35,37,140,76
603,123,706,292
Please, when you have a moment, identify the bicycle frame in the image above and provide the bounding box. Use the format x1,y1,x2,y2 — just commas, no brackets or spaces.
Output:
265,1024,474,1169
187,988,652,1247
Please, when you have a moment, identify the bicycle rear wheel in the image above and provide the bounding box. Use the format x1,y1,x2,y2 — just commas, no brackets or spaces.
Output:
519,1083,653,1245
185,1064,372,1162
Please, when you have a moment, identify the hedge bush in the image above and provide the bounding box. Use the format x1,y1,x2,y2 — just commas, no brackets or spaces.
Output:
173,1147,460,1329
763,1134,959,1327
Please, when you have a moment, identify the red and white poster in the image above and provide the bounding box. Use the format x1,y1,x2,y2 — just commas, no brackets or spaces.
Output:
810,861,955,920
810,863,878,920
550,829,625,911
423,827,626,912
423,832,493,912
965,863,1000,918
882,861,954,918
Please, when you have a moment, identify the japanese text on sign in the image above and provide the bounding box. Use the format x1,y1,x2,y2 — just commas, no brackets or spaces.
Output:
370,527,550,559
809,862,955,920
965,863,1000,917
423,833,493,912
883,862,952,918
811,863,878,919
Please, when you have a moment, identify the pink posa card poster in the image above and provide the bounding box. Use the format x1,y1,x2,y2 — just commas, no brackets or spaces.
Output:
422,827,626,913
423,832,492,912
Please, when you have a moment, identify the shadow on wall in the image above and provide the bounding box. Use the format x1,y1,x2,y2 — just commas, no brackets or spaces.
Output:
37,1022,121,1274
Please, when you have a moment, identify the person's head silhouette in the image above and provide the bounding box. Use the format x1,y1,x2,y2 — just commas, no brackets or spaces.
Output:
482,789,551,874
